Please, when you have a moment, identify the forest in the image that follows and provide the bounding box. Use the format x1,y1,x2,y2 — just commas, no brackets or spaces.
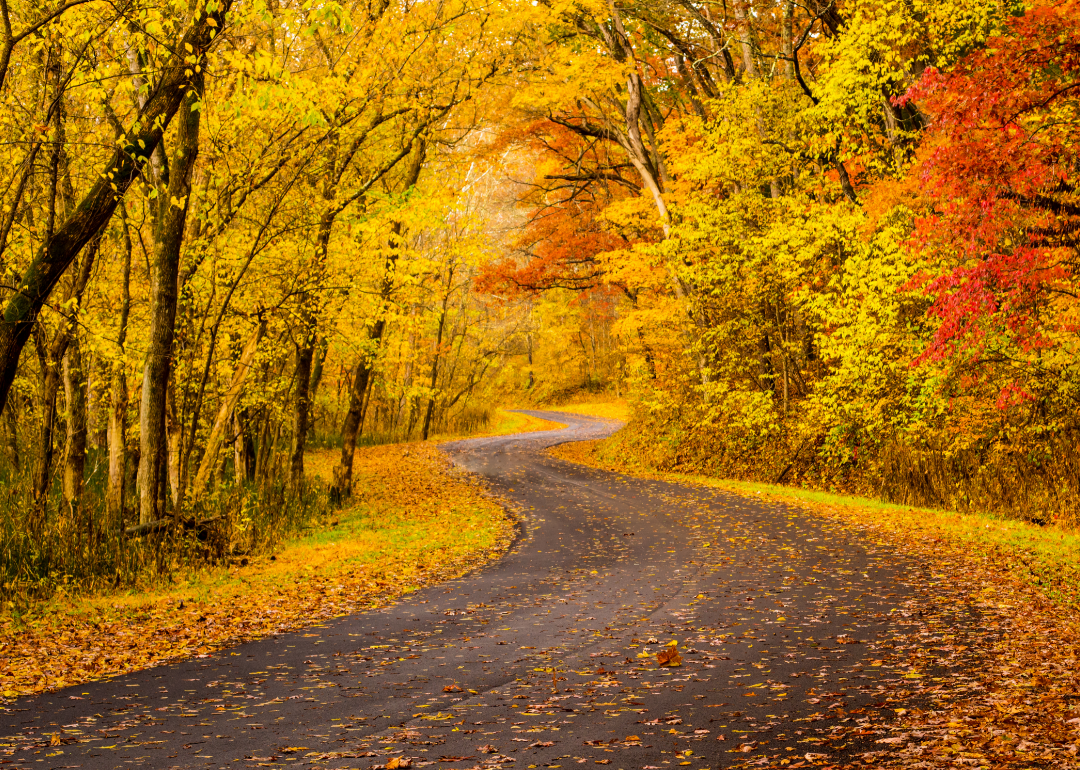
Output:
0,0,1077,601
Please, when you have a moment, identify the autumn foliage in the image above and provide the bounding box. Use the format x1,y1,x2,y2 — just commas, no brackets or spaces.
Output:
489,0,1080,524
1,0,1079,606
906,1,1080,371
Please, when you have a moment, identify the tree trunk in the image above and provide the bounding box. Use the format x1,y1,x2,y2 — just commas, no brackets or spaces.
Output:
86,354,107,453
781,1,795,81
166,381,182,506
33,357,62,507
396,304,419,434
4,399,17,471
106,370,128,521
422,266,454,441
192,319,266,499
30,245,96,511
331,140,426,500
106,208,133,522
309,337,328,410
290,209,334,495
254,412,273,483
332,320,384,501
61,335,87,518
732,0,758,78
136,73,204,524
233,409,256,483
289,333,316,495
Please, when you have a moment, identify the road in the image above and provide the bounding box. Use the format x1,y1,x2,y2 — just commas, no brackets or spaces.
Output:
0,411,978,769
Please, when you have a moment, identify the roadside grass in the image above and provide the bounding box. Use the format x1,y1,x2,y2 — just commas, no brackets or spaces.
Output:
0,442,512,701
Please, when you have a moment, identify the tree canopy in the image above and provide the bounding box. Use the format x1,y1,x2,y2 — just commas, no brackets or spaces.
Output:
1,0,1077,594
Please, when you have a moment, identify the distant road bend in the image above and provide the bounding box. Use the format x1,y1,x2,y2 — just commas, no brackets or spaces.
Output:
1,410,976,769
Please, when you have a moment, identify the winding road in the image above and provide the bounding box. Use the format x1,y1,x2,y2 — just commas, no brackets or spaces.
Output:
0,411,980,769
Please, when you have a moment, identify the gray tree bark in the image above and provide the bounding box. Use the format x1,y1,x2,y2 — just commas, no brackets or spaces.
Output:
136,71,205,524
61,334,87,519
106,210,133,521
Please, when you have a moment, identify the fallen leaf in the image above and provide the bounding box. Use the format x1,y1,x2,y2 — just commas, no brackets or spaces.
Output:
656,642,682,668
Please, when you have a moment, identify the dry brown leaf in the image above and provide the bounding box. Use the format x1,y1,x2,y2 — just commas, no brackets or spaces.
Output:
656,642,682,667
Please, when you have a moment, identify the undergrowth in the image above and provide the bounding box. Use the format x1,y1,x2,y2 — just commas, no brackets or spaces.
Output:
0,442,512,699
0,407,554,612
0,467,331,611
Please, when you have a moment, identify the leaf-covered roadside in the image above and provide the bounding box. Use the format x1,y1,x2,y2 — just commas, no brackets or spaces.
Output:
550,439,1080,768
540,401,631,423
431,408,566,441
0,443,513,703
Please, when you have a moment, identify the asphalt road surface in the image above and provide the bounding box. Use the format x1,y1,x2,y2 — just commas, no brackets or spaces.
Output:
0,411,978,769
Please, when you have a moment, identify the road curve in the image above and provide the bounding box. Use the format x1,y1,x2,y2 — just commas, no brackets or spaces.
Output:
0,411,975,769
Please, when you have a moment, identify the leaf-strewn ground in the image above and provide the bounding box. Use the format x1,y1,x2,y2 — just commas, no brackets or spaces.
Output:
0,442,513,702
538,399,630,422
549,435,1080,768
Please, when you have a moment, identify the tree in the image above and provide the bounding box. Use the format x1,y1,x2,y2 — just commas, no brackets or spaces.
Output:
0,1,233,416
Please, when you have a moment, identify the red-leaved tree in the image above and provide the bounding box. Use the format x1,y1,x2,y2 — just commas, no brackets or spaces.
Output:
903,0,1080,398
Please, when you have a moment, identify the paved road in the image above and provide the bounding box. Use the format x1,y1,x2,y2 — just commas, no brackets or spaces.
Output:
0,411,976,769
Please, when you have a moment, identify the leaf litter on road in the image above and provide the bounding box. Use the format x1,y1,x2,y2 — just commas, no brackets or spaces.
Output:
548,434,1080,769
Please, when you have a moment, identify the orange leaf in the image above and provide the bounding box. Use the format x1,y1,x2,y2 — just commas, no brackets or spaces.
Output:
656,644,682,667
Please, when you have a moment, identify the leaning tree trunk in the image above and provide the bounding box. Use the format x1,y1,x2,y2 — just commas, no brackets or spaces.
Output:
136,73,203,524
191,319,266,499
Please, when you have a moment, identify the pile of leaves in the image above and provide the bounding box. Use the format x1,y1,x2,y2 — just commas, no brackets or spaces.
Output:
836,516,1080,769
0,443,513,701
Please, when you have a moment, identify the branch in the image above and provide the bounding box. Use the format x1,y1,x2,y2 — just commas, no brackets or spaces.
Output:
1001,190,1080,219
0,0,104,91
548,113,621,143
